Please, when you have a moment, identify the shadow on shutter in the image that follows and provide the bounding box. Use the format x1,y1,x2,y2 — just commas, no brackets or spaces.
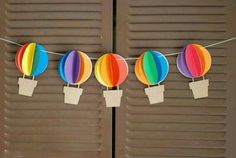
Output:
116,0,236,158
0,0,113,158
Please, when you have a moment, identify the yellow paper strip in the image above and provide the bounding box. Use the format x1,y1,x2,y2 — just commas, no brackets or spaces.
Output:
22,43,36,76
77,51,92,84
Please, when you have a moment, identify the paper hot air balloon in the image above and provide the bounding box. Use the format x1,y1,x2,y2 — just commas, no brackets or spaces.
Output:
15,42,48,96
135,50,169,104
94,53,128,107
176,44,211,99
58,50,92,105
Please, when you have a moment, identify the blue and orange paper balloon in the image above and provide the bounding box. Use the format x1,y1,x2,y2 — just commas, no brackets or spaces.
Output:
15,42,48,76
135,50,169,85
94,53,128,88
58,50,92,85
177,44,211,78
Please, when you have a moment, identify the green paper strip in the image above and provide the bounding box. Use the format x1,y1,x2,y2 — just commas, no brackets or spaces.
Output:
143,51,158,84
31,44,40,75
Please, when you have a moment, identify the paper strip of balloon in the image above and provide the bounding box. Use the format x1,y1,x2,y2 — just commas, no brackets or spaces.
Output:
135,50,169,104
15,42,48,97
176,44,211,99
58,50,92,105
95,53,128,107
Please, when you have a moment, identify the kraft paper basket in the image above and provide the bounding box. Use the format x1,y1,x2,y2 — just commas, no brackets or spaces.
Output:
18,77,38,97
63,86,83,105
103,89,123,107
145,85,165,104
189,79,209,99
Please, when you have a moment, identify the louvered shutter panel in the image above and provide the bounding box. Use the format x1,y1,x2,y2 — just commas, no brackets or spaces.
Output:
116,0,236,158
1,0,113,157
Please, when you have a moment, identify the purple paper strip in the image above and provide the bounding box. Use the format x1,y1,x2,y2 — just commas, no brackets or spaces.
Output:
72,52,80,83
176,48,193,78
64,51,80,84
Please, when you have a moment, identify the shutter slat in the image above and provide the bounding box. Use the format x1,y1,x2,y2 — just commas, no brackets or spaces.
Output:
8,0,101,3
7,4,101,12
5,151,100,158
128,0,224,7
129,6,225,15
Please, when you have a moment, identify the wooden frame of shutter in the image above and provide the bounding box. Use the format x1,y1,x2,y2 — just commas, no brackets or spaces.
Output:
116,0,236,158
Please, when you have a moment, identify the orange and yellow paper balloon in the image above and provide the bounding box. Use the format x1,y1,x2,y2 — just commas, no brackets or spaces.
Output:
176,44,211,78
94,53,128,87
15,42,48,77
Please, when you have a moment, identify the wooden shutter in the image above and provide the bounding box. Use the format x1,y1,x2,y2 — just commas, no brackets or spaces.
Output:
116,0,236,158
0,0,113,157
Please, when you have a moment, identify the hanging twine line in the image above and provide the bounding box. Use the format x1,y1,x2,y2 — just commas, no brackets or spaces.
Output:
0,36,235,60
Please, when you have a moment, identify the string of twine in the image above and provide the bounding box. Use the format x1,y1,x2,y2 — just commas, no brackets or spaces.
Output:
0,36,236,60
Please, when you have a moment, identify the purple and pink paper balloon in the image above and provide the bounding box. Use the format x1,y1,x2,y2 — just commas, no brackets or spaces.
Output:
177,44,211,79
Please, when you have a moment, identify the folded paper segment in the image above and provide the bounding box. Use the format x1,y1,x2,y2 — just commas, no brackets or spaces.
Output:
176,49,193,78
94,55,107,86
31,44,48,76
103,89,123,107
77,51,92,84
134,54,149,85
185,44,202,77
177,44,211,79
15,43,29,73
18,77,38,96
64,50,81,84
100,54,113,87
58,52,69,83
145,85,165,104
189,79,209,99
193,44,211,75
143,51,158,84
63,86,83,105
94,53,128,88
22,43,36,76
114,54,129,85
108,54,120,86
152,51,169,82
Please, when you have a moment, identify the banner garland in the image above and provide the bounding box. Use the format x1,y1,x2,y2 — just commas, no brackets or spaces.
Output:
0,37,236,107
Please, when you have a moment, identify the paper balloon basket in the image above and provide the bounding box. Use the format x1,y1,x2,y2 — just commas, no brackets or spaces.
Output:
189,79,209,99
145,85,165,104
63,86,83,105
18,77,38,96
103,89,123,107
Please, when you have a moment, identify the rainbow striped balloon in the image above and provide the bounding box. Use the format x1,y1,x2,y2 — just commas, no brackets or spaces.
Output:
15,42,48,77
177,44,211,78
135,50,169,85
94,53,128,87
58,51,92,85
